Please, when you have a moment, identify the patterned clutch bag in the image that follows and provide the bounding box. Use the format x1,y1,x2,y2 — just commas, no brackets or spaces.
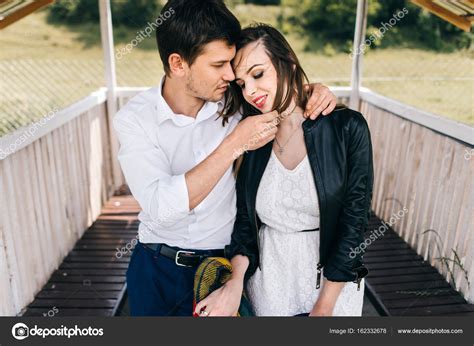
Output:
193,257,254,317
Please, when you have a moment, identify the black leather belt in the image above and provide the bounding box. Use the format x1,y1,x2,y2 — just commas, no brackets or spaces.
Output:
142,243,225,268
261,222,319,233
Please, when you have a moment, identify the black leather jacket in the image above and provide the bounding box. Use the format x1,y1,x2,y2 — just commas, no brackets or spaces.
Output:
224,107,373,289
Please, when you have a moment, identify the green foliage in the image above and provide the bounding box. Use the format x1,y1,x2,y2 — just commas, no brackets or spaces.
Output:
48,0,161,28
117,0,161,28
245,0,280,5
281,0,472,52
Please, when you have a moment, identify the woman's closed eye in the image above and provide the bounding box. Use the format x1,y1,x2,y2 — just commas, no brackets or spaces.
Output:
236,71,264,89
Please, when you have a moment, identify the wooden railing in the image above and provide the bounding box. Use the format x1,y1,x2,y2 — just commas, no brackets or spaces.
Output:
0,89,124,315
359,88,473,303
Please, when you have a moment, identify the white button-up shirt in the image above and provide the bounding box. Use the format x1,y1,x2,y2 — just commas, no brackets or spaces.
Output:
113,77,241,250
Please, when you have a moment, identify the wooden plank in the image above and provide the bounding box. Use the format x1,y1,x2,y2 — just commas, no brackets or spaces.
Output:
370,280,451,293
42,283,124,291
365,243,410,251
368,266,438,277
69,250,128,257
29,299,118,309
23,308,114,317
378,288,456,301
75,243,133,251
54,269,127,276
411,0,472,32
365,260,426,270
77,238,133,244
0,0,54,29
368,273,443,285
383,295,467,309
390,303,474,316
364,249,418,258
36,290,121,300
50,276,126,284
364,254,423,263
63,256,130,263
59,262,129,270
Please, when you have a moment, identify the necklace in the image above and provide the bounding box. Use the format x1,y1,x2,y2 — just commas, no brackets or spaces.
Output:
274,111,305,154
274,126,300,154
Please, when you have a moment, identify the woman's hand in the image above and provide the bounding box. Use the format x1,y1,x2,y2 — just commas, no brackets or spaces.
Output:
309,305,333,316
194,278,244,317
309,279,345,317
304,83,337,119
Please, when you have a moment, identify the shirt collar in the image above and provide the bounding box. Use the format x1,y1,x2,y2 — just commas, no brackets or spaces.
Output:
155,76,224,127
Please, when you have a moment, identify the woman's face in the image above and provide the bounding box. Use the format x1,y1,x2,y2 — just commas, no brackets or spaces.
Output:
233,41,278,114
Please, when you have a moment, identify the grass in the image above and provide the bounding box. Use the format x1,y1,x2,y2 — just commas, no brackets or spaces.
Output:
0,6,472,137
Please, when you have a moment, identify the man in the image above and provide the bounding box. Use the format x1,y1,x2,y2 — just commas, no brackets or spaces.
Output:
113,0,337,316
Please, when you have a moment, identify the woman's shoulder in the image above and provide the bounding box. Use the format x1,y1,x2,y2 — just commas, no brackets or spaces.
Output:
329,105,366,125
308,105,369,133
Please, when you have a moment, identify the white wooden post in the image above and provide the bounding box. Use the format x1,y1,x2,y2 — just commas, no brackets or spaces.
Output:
349,0,369,110
99,0,122,191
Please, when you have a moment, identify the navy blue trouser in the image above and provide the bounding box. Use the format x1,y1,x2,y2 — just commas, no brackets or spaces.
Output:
126,242,198,316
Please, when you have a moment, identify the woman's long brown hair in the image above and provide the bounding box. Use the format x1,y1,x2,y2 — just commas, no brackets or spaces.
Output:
220,23,310,176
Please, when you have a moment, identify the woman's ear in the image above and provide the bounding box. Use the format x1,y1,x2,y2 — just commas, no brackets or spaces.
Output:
168,53,187,77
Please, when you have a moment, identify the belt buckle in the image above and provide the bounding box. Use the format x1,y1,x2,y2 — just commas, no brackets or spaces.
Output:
175,250,196,267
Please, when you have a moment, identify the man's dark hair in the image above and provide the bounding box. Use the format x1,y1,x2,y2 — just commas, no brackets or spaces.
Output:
156,0,241,76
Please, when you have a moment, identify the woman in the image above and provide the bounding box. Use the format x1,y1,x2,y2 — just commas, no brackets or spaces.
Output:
194,24,373,317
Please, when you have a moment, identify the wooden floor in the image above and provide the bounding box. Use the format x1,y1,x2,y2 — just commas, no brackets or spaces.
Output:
22,193,474,317
364,213,474,316
22,193,140,317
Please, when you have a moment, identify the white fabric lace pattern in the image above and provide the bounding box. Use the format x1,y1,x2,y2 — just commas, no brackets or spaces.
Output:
246,151,365,316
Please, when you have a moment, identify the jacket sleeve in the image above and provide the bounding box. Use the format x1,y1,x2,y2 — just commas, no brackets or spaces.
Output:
323,112,373,283
224,156,259,283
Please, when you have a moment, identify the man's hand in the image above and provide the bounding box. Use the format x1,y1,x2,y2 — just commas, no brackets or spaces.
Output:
229,111,279,158
194,278,244,317
304,83,337,119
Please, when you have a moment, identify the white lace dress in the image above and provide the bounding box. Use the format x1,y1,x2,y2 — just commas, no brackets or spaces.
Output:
246,150,365,316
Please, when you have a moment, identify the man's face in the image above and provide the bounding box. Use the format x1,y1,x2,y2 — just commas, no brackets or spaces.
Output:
184,40,236,102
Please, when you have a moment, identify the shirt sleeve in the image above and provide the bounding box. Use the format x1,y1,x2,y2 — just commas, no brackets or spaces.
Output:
113,109,190,227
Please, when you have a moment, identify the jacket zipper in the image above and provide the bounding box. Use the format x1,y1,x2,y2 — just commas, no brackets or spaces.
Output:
254,212,262,270
316,262,322,289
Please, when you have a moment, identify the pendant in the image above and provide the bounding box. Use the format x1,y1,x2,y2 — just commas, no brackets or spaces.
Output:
278,147,284,154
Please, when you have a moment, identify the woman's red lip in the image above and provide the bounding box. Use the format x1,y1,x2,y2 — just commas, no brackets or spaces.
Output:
252,95,267,108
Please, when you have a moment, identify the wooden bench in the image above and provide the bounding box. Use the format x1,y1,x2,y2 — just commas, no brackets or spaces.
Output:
23,194,473,317
22,193,140,317
364,213,474,316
